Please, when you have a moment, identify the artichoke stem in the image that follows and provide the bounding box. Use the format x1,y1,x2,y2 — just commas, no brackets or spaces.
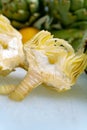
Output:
9,70,42,101
0,85,16,95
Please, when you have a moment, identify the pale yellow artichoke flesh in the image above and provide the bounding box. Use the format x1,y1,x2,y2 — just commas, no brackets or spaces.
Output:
24,30,87,90
0,15,26,76
9,30,87,101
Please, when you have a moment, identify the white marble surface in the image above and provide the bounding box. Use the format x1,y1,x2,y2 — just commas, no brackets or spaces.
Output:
0,68,87,130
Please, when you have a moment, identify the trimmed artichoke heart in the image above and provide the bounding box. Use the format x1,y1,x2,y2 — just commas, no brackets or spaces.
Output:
0,15,25,76
24,30,87,91
8,30,87,101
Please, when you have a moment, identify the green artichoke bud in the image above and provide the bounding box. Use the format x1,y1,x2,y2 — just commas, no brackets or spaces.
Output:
0,0,40,29
39,0,87,30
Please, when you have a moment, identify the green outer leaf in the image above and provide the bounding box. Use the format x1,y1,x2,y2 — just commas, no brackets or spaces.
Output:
11,20,29,29
27,0,39,13
12,11,30,22
71,21,87,29
57,0,70,15
70,0,84,11
84,0,87,8
74,8,87,20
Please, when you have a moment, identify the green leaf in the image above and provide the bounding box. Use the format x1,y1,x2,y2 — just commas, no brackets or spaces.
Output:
75,8,87,20
70,0,84,11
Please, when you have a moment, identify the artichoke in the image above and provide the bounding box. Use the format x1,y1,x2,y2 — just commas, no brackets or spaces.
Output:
0,0,40,29
0,15,26,75
0,15,28,94
9,31,87,101
39,0,87,30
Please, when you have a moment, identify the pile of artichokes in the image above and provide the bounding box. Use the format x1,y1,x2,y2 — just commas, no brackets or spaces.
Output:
0,0,87,30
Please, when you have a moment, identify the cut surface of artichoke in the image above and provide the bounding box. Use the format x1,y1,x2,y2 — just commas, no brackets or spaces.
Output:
0,15,26,76
9,30,87,101
24,30,87,90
